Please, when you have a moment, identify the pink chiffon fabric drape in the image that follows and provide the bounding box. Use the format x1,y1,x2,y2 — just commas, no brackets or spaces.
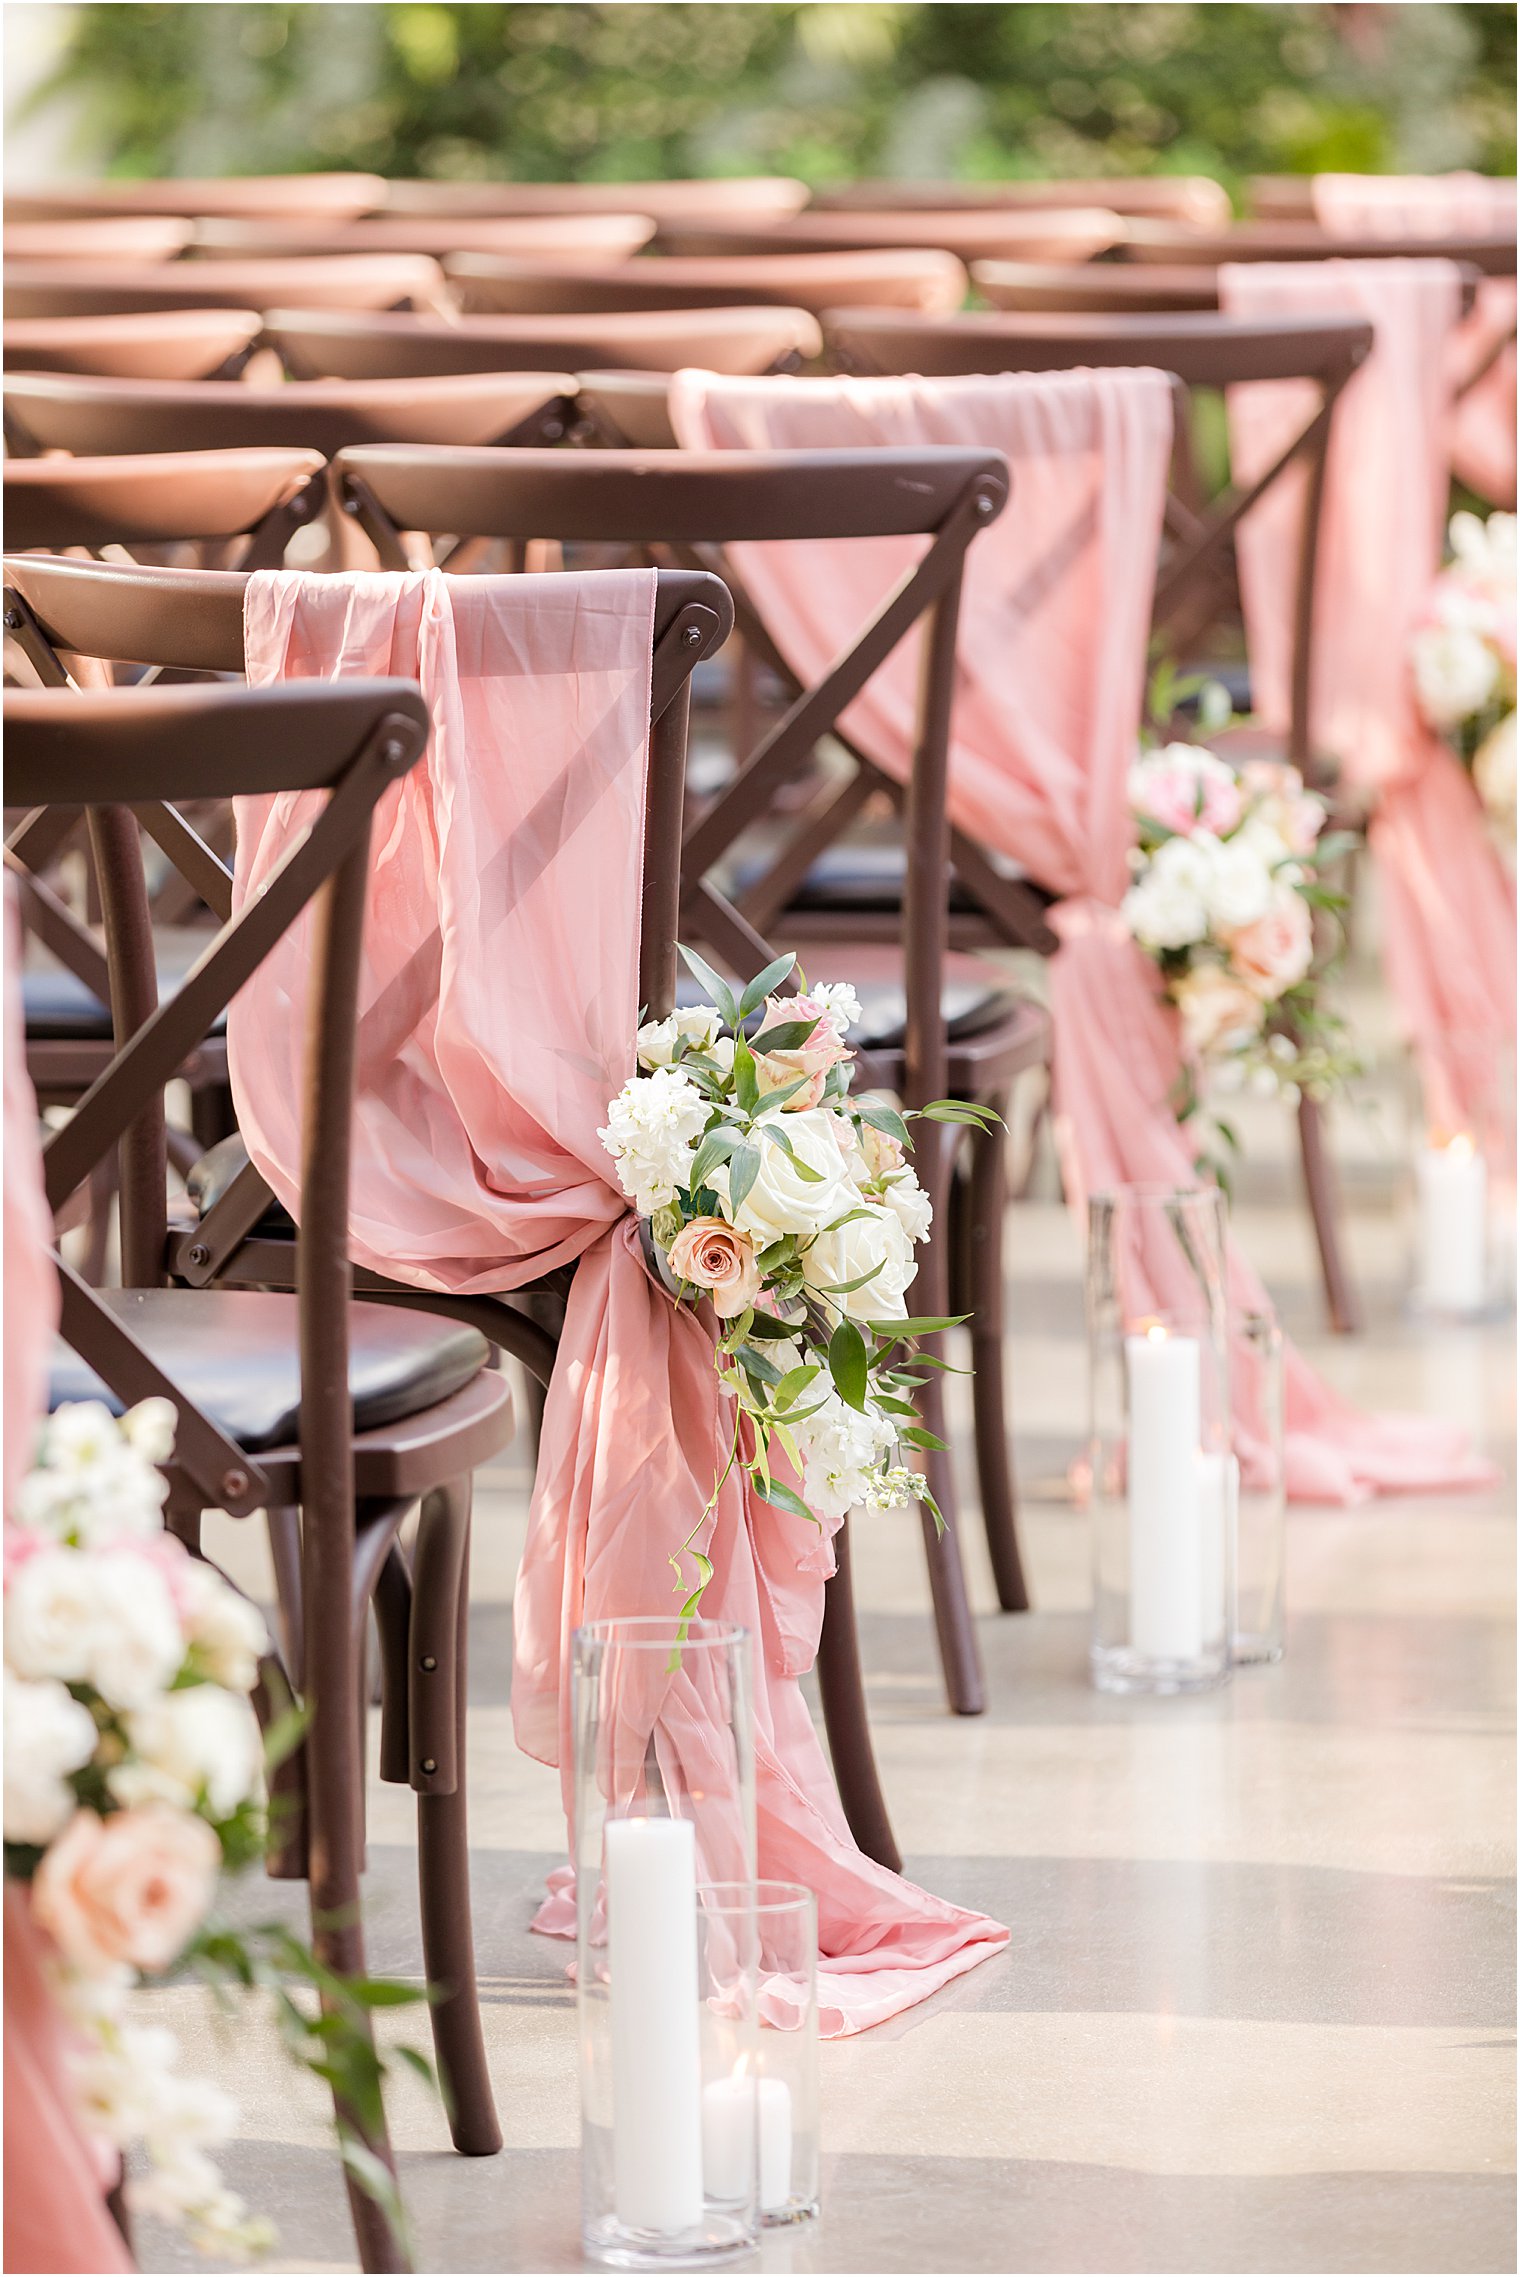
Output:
1313,172,1517,506
1221,258,1516,1150
228,567,1007,2036
668,365,1490,1502
4,893,132,2274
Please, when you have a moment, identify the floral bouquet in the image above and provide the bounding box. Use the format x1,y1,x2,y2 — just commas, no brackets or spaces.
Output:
5,1400,429,2260
1120,737,1359,1160
1410,509,1516,838
599,949,993,1611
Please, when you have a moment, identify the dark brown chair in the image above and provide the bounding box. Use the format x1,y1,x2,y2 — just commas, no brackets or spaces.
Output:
815,307,1373,1335
1121,217,1518,274
6,675,516,2273
333,442,1053,1763
4,446,325,562
3,254,448,320
382,175,809,223
3,309,264,380
442,247,968,318
191,212,658,263
654,207,1126,264
4,216,197,262
2,369,577,461
1246,177,1319,223
972,259,1223,313
813,177,1234,228
266,304,823,381
6,173,387,222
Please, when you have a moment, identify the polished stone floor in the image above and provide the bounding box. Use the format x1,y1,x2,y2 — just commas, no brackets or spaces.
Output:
133,949,1515,2276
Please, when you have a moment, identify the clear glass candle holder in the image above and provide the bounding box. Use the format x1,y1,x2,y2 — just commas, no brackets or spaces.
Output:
1233,1309,1285,1666
698,1883,820,2228
1406,1037,1515,1321
1087,1185,1233,1696
573,1618,758,2270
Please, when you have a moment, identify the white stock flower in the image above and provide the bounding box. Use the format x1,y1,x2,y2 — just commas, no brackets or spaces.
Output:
714,1107,856,1240
3,1670,97,1844
176,1563,267,1694
877,1167,934,1245
72,2021,182,2144
801,1202,918,1321
1474,709,1517,831
1450,508,1517,582
807,982,863,1039
599,1065,709,1215
635,1005,722,1068
117,1685,263,1818
118,1399,177,1466
1121,833,1213,950
1412,622,1501,727
5,1546,184,1711
12,1415,170,1549
1200,834,1276,930
789,1389,899,1522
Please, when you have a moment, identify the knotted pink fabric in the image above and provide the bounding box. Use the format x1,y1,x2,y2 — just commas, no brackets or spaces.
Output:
1221,259,1516,1149
669,366,1491,1502
228,567,1007,2035
1313,172,1517,505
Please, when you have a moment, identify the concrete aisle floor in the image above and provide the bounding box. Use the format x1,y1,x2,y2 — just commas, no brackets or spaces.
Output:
134,966,1515,2276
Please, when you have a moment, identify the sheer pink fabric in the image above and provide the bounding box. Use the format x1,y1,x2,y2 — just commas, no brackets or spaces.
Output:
1313,172,1517,505
669,366,1492,1502
229,567,1006,2035
1221,259,1516,1148
4,886,58,1510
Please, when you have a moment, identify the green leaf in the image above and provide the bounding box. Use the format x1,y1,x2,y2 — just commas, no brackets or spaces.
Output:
753,1473,814,1521
858,1100,910,1150
819,1258,887,1296
901,1425,949,1452
749,1017,816,1055
774,1362,822,1409
827,1318,869,1412
738,950,797,1019
867,1312,968,1339
727,1140,760,1215
914,1098,1004,1129
743,1310,800,1340
687,1126,740,1193
678,942,740,1029
732,1034,759,1115
738,1343,784,1386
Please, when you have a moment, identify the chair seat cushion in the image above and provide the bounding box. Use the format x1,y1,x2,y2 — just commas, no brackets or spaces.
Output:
731,839,990,916
187,1132,293,1234
23,965,228,1042
675,949,1024,1050
48,1288,490,1454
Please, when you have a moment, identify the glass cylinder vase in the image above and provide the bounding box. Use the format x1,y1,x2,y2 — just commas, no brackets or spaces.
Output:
1087,1185,1233,1695
1233,1308,1285,1666
1405,1036,1516,1321
697,1882,820,2228
573,1618,759,2270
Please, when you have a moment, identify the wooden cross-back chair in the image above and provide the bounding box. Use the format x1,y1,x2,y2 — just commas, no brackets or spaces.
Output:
3,308,265,380
330,441,1053,1755
970,258,1483,320
1119,217,1518,274
191,212,658,263
441,245,969,318
5,676,518,2275
2,253,448,322
265,303,823,381
652,207,1126,265
769,311,1375,1335
4,445,326,567
6,173,388,223
812,176,1235,227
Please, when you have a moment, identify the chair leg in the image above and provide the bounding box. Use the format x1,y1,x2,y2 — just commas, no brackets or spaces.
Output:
967,1116,1030,1614
412,1479,501,2158
265,1505,304,1686
817,1519,901,1874
1297,1092,1360,1335
918,1369,986,1716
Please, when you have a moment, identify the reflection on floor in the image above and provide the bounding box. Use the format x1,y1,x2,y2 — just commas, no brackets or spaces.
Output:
135,952,1515,2276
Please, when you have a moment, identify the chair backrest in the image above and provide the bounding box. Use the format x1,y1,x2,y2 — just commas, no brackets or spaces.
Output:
2,369,577,459
442,247,968,317
327,440,1009,1123
4,448,325,563
381,176,809,222
5,175,387,222
190,213,658,263
3,254,446,320
1122,217,1518,275
266,304,822,380
4,217,196,262
3,309,264,380
824,306,1374,769
5,676,428,1518
972,259,1222,313
653,208,1125,264
813,177,1234,227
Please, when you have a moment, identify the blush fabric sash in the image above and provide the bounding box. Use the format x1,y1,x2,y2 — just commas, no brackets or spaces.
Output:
668,366,1492,1503
1313,172,1517,507
1220,259,1516,1151
230,567,1007,2036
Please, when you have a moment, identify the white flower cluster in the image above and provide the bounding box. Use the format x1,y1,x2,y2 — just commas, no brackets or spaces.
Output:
598,1062,711,1215
4,1400,271,2257
1411,511,1516,730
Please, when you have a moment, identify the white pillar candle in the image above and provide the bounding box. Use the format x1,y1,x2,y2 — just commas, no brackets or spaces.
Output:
1126,1324,1204,1664
702,2067,792,2211
605,1816,704,2236
1197,1448,1238,1649
1416,1137,1487,1313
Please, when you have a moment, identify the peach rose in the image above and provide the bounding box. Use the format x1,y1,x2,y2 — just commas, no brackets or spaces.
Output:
32,1805,220,1977
1172,965,1265,1057
753,993,852,1113
1223,887,1314,1001
665,1217,762,1318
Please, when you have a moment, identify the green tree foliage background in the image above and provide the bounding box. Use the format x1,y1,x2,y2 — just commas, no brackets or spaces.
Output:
19,2,1517,192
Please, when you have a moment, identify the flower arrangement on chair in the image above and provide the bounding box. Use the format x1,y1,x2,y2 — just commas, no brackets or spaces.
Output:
599,949,996,1614
1410,509,1516,840
4,1400,432,2261
1120,723,1360,1177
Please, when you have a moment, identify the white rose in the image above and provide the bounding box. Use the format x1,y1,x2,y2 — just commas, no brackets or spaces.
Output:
636,1006,723,1067
598,1065,710,1215
3,1670,97,1844
1172,965,1266,1058
879,1167,934,1245
177,1563,267,1694
117,1685,263,1819
1474,710,1517,831
801,1200,918,1321
1412,622,1501,727
714,1107,856,1239
1200,834,1276,930
1122,833,1213,950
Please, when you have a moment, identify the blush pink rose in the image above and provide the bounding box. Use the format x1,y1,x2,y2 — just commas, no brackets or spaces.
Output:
753,992,852,1113
32,1805,220,1977
1223,889,1314,1001
1130,746,1243,840
665,1216,762,1318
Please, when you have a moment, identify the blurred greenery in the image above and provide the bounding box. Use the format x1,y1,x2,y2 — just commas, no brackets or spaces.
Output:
17,2,1516,192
